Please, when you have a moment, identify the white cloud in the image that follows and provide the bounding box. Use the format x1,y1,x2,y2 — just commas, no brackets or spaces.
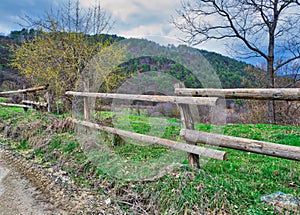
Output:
79,0,187,46
79,0,139,21
80,0,180,22
0,24,11,35
196,40,229,57
116,23,183,45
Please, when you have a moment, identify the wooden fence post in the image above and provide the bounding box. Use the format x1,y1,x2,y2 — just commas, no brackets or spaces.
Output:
22,85,28,112
46,90,51,112
175,82,200,169
83,79,90,121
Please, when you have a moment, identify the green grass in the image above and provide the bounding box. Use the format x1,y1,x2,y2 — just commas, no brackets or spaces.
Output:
0,98,27,120
92,111,300,213
0,106,299,214
16,140,30,150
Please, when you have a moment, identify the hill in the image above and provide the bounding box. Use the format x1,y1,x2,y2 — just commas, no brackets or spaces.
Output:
0,29,270,91
101,38,253,92
0,34,24,89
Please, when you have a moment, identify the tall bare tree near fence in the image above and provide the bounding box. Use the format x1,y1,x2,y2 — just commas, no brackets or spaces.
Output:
173,0,300,124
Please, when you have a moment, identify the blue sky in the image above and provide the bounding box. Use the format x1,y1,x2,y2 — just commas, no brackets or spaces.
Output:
0,0,229,57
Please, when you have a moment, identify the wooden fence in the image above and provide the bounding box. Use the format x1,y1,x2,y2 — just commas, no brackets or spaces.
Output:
66,87,300,169
0,86,50,112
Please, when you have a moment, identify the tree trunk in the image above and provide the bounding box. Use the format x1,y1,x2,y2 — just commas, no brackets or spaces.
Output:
267,61,276,124
267,26,276,124
267,100,276,124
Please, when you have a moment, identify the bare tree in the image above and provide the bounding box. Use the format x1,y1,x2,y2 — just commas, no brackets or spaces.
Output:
23,0,112,35
174,0,300,123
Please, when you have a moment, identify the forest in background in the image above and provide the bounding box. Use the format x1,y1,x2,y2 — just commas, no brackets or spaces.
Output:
0,28,265,91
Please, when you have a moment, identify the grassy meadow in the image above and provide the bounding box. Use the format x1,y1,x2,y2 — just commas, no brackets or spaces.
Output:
0,103,299,214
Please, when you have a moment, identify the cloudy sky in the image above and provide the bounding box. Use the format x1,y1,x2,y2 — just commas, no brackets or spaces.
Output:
0,0,229,56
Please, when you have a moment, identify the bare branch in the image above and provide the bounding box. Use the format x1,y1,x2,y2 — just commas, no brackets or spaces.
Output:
275,55,300,71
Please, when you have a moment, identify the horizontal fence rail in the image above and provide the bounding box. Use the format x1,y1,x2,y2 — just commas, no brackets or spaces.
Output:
22,100,48,107
67,86,300,169
65,91,219,106
0,102,33,109
0,86,47,95
70,118,227,160
180,129,300,161
0,86,50,112
175,88,300,101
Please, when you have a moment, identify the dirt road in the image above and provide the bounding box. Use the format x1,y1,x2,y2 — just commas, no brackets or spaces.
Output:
0,151,63,215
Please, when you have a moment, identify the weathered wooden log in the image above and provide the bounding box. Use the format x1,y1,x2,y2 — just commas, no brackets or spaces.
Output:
175,82,200,169
83,81,91,121
70,118,227,160
65,91,219,106
45,91,51,112
175,88,300,101
0,86,47,95
180,129,300,161
0,102,33,109
22,100,48,107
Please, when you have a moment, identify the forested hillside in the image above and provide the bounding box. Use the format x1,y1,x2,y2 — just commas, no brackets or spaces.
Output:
0,28,268,91
0,35,22,89
112,38,251,90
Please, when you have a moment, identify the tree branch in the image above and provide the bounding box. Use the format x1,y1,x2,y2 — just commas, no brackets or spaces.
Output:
275,55,300,71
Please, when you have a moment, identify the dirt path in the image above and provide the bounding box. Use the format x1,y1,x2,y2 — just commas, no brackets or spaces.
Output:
0,151,63,215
